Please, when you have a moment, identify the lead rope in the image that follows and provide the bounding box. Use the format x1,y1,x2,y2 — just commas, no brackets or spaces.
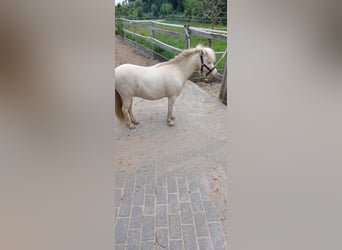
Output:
214,49,227,69
213,49,227,80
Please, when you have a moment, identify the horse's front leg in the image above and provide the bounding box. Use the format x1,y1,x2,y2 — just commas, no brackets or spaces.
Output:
167,96,176,126
129,99,139,125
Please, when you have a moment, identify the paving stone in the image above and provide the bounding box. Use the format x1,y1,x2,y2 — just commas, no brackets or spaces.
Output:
156,227,168,249
124,176,135,197
127,244,139,250
199,183,210,201
114,207,118,220
168,193,179,213
178,184,190,201
157,173,166,186
193,212,209,237
188,179,199,193
156,186,167,204
141,241,155,250
130,206,143,228
168,214,182,239
127,229,141,250
118,196,132,217
145,174,155,194
169,239,184,250
203,200,219,222
208,222,227,250
182,224,198,250
198,237,214,250
115,217,129,244
142,216,155,241
180,202,193,224
114,244,126,250
115,172,125,188
135,173,145,187
190,192,204,212
114,189,122,206
167,174,177,193
144,194,155,215
176,176,186,184
156,205,168,227
133,186,145,206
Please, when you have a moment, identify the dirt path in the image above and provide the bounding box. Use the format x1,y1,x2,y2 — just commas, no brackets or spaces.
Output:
114,37,222,97
115,37,159,67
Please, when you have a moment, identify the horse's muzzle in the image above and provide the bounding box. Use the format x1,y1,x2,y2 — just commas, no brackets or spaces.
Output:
207,68,218,80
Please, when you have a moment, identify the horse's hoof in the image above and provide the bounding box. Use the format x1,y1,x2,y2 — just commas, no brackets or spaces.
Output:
167,121,174,127
128,124,136,129
132,120,140,125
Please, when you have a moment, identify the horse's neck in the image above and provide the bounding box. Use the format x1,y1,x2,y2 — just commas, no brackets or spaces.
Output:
174,53,199,81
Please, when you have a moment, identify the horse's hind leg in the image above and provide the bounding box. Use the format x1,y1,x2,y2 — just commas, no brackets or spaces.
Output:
122,97,136,129
167,96,176,126
129,99,139,125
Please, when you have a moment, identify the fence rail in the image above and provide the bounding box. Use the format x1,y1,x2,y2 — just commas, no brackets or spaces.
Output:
118,18,227,58
123,29,183,54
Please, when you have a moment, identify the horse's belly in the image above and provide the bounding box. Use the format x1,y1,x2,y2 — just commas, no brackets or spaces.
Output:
134,83,166,100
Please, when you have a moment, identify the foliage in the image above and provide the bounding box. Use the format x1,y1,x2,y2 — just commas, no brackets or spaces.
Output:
135,0,143,8
160,3,173,16
115,18,124,36
137,6,143,17
151,4,158,18
183,0,200,17
198,0,226,28
115,0,226,25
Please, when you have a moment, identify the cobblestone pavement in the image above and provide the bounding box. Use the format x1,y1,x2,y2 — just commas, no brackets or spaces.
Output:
114,37,228,249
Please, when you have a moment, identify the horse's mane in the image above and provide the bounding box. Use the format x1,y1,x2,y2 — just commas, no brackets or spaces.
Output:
154,45,215,67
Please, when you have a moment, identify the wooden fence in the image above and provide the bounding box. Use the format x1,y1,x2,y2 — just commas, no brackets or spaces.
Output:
118,18,226,59
116,18,227,102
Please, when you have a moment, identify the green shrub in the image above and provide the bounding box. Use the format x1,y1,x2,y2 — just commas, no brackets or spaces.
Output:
137,7,143,18
151,4,158,18
115,19,124,37
160,3,173,16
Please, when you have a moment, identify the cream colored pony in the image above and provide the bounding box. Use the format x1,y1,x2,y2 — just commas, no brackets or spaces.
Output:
115,45,217,129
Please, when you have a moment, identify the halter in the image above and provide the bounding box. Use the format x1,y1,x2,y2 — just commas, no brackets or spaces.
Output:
200,54,216,77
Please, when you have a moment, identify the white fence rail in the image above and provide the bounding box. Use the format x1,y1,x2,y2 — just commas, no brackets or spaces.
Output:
117,18,227,58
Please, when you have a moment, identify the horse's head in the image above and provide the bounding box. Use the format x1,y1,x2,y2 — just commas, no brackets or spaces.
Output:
197,46,218,79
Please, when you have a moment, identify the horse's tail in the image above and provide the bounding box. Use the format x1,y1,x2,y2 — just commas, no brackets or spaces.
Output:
115,89,125,122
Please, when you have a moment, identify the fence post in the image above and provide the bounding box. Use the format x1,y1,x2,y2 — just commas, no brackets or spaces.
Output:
122,18,126,40
208,38,212,48
219,64,227,105
184,24,191,49
151,21,155,59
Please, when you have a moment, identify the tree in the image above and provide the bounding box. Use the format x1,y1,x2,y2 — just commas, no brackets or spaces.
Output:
199,0,226,28
160,3,173,16
151,4,158,18
184,0,200,17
